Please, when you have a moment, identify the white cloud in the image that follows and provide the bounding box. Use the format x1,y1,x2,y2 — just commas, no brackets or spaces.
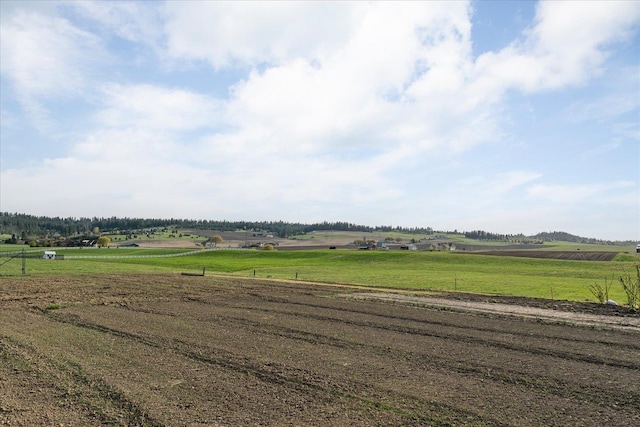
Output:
163,1,360,68
527,181,636,204
0,5,105,130
0,9,101,98
580,142,621,160
217,1,480,164
95,84,222,132
566,96,639,126
69,1,164,47
473,1,640,93
462,170,542,196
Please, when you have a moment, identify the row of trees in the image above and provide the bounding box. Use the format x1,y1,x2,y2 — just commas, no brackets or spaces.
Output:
464,229,633,246
530,231,620,245
464,230,528,241
3,213,631,245
0,213,437,240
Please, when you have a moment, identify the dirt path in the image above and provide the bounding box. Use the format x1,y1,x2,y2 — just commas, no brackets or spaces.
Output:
348,292,640,331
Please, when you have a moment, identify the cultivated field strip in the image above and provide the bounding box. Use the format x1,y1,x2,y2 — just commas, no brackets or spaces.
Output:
0,331,164,426
3,308,498,426
1,274,639,426
116,301,640,412
44,293,640,422
123,296,640,406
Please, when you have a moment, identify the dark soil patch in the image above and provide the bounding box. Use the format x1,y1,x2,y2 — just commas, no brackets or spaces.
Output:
470,250,618,261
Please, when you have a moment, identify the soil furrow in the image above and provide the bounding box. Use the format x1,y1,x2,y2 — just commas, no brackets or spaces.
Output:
217,302,640,370
239,295,640,348
0,335,164,427
39,312,506,426
43,303,640,415
3,274,639,426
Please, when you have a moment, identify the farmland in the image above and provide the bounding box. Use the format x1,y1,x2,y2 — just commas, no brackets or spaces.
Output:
2,274,639,426
1,238,639,426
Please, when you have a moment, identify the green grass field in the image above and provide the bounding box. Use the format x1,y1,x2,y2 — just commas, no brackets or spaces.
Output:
2,246,639,305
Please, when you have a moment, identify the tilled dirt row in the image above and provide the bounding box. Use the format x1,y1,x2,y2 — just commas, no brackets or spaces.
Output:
1,274,639,426
471,251,619,261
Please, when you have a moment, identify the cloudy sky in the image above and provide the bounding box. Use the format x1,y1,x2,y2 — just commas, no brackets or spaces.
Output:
1,1,638,240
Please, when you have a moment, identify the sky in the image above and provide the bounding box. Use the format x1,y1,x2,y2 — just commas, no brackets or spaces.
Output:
1,1,639,241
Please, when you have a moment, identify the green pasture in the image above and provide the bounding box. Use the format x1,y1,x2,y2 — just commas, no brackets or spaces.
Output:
290,230,433,241
103,230,204,243
2,247,639,306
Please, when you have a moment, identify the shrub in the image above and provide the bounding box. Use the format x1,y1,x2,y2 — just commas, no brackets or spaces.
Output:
263,244,275,251
619,264,640,311
589,276,613,304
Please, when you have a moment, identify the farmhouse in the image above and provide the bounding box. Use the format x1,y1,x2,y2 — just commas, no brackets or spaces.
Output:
358,242,377,250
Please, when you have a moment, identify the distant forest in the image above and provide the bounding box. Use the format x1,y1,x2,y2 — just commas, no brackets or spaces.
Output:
0,212,633,244
462,230,630,245
0,212,434,240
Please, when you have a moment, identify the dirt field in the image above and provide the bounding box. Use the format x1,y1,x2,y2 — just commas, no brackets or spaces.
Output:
471,251,619,261
1,274,639,426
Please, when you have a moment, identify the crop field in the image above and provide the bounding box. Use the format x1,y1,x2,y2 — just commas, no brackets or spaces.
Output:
1,273,639,426
1,243,638,425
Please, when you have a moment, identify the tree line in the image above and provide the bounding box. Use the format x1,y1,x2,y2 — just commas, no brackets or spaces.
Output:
0,213,436,240
464,229,633,245
2,212,631,244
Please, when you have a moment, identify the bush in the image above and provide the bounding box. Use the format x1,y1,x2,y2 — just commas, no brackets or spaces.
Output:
619,264,640,311
97,236,111,248
589,276,613,304
263,244,275,251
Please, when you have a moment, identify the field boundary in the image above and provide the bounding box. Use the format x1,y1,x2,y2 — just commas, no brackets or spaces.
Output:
347,292,640,331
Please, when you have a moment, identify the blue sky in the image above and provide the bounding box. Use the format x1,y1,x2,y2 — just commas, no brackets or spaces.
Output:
1,1,638,241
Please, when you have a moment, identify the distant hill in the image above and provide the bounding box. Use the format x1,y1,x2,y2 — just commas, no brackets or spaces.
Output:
529,231,633,245
460,229,633,245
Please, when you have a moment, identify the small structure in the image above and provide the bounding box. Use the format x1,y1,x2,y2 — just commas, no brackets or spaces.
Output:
43,251,56,260
359,242,377,250
182,267,206,277
119,242,140,248
636,244,640,254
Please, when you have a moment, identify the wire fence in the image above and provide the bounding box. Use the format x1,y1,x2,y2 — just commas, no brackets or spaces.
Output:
0,248,222,261
64,249,212,260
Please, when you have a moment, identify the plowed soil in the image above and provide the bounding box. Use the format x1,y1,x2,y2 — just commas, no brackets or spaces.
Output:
471,251,618,261
1,274,639,426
